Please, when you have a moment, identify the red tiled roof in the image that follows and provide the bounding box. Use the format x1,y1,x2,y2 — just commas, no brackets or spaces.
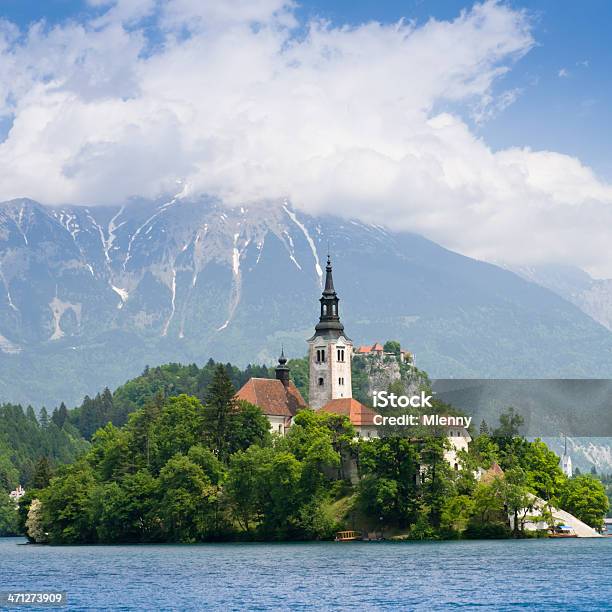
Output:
371,343,384,352
320,398,378,426
236,378,306,417
356,346,372,354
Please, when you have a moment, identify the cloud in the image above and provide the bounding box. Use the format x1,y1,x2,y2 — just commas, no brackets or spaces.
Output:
0,0,611,277
558,67,569,78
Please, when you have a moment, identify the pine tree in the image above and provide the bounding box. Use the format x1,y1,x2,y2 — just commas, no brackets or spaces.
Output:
39,407,49,428
51,402,69,428
479,419,489,435
32,457,53,489
204,364,237,463
57,402,68,428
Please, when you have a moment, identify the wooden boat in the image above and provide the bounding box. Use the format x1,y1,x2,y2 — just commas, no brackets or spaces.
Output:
335,530,362,542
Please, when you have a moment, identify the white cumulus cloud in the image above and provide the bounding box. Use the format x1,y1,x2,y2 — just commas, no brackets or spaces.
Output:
0,0,611,277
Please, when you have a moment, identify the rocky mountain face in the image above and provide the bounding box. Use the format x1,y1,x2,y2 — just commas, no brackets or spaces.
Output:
543,437,612,474
511,264,612,332
2,196,612,409
353,352,424,400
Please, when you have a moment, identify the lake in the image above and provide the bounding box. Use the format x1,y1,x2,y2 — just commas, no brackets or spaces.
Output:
1,537,611,610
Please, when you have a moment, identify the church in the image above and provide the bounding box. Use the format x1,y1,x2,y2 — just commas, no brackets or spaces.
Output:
236,255,378,437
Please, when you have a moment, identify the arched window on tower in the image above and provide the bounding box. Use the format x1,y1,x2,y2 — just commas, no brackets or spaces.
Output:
318,377,324,386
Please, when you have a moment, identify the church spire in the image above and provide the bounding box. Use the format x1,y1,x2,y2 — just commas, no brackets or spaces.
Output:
275,346,290,386
314,254,346,338
323,255,336,295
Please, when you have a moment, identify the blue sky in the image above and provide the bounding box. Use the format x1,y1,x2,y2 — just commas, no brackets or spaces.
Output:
2,0,611,178
1,0,611,275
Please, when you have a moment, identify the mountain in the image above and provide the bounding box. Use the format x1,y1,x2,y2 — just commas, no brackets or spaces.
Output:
543,437,612,474
511,264,612,332
2,196,612,408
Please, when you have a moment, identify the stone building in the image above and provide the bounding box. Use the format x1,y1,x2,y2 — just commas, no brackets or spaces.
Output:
236,254,472,471
236,349,307,434
307,256,354,409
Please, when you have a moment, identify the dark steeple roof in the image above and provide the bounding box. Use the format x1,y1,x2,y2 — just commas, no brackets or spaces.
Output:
323,255,336,294
275,346,290,386
311,254,349,339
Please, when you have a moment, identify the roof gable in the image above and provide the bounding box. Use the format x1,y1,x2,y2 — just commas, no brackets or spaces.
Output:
320,398,378,426
236,378,307,417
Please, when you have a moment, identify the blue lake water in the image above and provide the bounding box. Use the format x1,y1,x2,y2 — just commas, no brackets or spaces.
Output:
1,537,611,610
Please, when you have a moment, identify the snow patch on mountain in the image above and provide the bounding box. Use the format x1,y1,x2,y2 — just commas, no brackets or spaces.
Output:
111,285,129,307
283,205,322,287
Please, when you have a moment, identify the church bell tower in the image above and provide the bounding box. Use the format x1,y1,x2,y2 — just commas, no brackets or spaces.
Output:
307,255,353,409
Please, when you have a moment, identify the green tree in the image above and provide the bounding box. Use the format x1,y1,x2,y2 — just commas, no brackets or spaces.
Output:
284,410,341,490
420,437,454,528
383,340,401,355
88,423,131,480
0,491,19,536
227,401,271,457
51,403,69,428
502,467,534,537
203,365,238,463
157,454,219,542
440,494,474,534
39,408,49,429
225,445,306,538
32,457,53,489
150,395,205,470
465,477,509,538
559,474,609,529
92,470,160,543
358,437,420,527
519,439,566,502
493,407,524,439
0,449,19,491
225,446,266,533
42,465,97,544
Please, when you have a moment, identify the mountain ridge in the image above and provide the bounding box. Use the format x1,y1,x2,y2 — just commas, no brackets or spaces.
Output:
1,196,612,407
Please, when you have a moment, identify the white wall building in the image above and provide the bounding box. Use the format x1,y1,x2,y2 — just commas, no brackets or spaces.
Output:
307,256,353,409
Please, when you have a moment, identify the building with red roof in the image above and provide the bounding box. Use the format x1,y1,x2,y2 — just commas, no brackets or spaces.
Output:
236,349,307,435
319,398,379,439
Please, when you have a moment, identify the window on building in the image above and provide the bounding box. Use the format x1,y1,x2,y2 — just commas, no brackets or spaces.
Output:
318,377,324,386
316,348,326,363
338,377,343,386
337,348,345,362
454,463,459,471
278,424,283,433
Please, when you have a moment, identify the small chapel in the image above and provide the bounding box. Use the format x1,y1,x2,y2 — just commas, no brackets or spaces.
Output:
236,255,378,437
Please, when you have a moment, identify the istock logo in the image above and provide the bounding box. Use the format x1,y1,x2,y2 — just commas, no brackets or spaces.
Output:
372,391,434,409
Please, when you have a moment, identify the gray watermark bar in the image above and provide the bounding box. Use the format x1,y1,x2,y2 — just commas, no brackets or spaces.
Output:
430,379,612,437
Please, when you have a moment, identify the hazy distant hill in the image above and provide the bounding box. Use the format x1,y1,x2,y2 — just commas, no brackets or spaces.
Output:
1,196,612,407
511,263,612,332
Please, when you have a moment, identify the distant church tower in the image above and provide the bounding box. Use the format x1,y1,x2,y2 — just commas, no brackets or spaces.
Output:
561,435,573,478
308,255,353,409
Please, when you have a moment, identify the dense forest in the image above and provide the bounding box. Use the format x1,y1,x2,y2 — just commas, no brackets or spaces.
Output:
1,352,609,541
